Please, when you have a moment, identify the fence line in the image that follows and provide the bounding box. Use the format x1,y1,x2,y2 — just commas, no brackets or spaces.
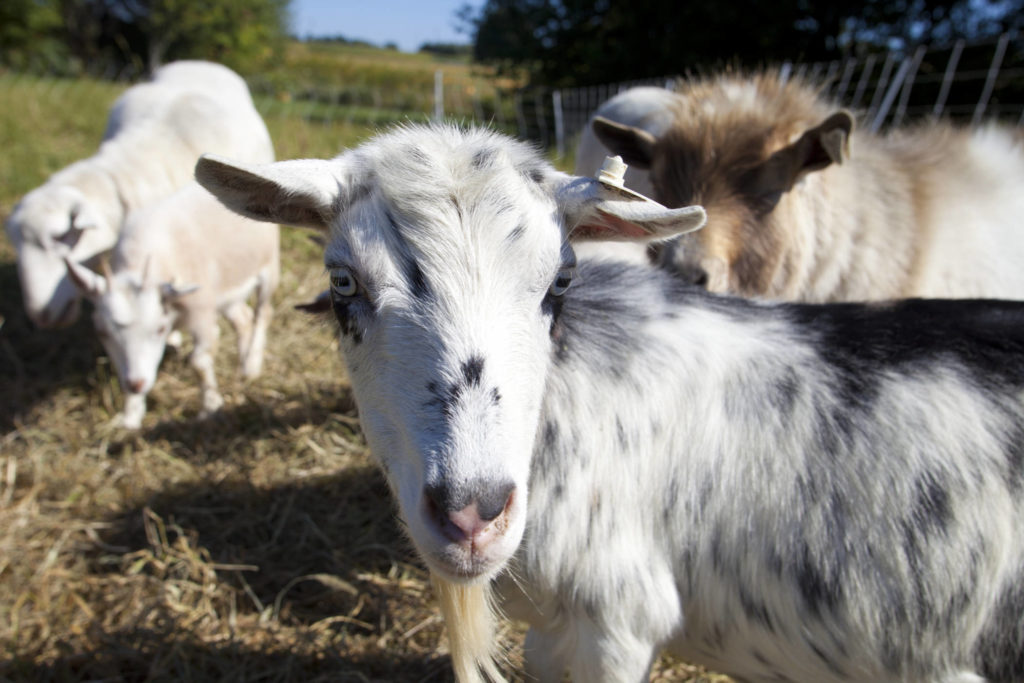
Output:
3,33,1021,159
524,33,1023,157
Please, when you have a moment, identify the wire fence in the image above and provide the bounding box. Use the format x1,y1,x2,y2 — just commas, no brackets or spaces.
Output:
516,32,1024,158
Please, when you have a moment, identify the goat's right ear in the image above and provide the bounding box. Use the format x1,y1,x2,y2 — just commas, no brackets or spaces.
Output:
195,155,348,230
64,256,106,297
552,173,705,243
591,117,657,170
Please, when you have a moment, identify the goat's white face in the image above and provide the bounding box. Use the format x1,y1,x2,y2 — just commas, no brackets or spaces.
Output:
195,125,705,582
65,261,186,398
7,186,115,328
323,161,567,579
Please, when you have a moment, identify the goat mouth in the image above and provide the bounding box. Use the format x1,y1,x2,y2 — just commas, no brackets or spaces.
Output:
427,546,505,583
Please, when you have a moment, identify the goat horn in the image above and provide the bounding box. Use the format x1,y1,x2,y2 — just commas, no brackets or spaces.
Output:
101,257,114,284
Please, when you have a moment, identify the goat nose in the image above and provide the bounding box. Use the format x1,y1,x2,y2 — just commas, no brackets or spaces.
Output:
424,481,516,546
127,378,146,394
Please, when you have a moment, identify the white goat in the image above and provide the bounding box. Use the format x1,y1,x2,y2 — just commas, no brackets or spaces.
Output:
6,60,274,329
197,124,1024,683
66,183,278,429
573,85,679,195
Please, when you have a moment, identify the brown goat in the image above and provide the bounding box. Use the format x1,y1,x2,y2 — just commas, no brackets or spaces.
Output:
594,71,1024,301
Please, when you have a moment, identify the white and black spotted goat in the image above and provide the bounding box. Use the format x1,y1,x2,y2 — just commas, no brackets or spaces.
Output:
196,124,1024,683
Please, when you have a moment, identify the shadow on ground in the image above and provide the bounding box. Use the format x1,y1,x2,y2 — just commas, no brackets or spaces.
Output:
0,260,108,432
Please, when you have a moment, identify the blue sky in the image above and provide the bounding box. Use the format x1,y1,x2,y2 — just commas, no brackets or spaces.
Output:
290,0,485,52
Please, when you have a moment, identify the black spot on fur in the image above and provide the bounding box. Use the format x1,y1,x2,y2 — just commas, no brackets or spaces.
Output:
738,586,774,632
770,366,802,415
403,259,430,299
519,163,545,185
424,358,496,422
425,380,460,419
542,420,558,450
1003,423,1024,492
506,223,526,243
331,299,364,344
909,471,952,539
462,357,484,387
347,179,374,206
789,298,1024,390
472,147,496,169
794,541,843,618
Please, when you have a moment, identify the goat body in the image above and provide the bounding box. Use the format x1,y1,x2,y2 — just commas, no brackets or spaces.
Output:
6,60,274,328
67,183,279,428
196,124,1024,682
593,71,1024,302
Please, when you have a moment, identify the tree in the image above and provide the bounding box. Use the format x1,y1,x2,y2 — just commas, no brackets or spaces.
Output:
458,0,1023,87
0,0,291,76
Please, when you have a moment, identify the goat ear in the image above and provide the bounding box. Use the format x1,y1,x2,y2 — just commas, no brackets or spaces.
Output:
294,289,332,314
70,202,98,231
552,173,705,243
749,110,854,198
591,116,657,170
160,281,200,302
195,154,348,230
64,256,106,297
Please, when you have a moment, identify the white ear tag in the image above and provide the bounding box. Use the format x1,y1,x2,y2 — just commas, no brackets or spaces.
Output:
595,155,658,202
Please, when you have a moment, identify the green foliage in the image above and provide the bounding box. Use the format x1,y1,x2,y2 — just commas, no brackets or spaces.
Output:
139,0,291,73
460,0,1024,86
0,0,290,76
418,42,473,61
0,0,66,72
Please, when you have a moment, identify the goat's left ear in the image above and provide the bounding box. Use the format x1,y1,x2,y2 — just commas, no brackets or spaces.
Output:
750,110,854,198
195,155,349,230
552,173,706,243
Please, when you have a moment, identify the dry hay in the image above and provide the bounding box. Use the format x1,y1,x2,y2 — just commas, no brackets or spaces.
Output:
0,165,730,683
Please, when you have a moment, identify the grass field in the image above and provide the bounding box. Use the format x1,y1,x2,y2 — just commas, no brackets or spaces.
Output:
0,64,728,682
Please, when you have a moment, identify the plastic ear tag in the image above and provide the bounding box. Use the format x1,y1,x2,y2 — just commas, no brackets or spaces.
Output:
595,155,657,202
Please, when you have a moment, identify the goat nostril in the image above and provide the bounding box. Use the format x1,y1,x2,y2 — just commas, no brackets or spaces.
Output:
128,379,145,394
424,482,516,545
478,482,515,523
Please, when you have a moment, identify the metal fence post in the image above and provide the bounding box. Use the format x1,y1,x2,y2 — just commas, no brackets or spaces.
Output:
434,70,443,121
933,39,965,117
893,45,926,126
553,89,565,159
866,51,897,122
870,52,911,131
973,33,1010,125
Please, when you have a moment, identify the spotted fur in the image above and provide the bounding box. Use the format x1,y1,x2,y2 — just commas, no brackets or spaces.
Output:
197,124,1024,683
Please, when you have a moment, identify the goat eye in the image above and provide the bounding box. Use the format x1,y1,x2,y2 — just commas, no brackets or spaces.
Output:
549,266,575,296
329,267,359,298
